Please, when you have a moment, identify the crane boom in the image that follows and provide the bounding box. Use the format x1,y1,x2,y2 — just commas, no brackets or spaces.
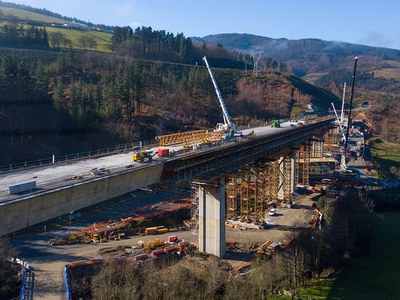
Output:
331,102,346,141
203,56,236,135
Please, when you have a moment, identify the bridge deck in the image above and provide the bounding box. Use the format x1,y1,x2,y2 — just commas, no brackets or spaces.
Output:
0,119,334,203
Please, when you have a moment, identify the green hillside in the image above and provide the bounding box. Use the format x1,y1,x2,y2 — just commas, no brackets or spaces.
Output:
46,27,112,52
0,6,112,52
0,6,64,24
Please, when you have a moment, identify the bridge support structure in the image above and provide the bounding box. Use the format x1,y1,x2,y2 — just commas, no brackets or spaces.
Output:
223,151,296,225
197,178,226,257
296,140,312,186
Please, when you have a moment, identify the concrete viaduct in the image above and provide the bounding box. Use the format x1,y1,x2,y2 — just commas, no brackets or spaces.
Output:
0,118,335,257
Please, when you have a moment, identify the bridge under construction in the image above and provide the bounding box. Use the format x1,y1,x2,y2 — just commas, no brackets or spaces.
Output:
0,118,338,257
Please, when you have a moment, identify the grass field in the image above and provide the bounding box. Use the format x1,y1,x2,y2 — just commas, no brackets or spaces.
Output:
0,7,64,24
368,137,400,177
373,68,400,81
298,212,400,299
0,6,112,52
46,27,112,52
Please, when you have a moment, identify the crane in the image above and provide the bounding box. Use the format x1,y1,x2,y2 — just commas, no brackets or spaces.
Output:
203,56,237,137
331,102,347,172
331,102,346,142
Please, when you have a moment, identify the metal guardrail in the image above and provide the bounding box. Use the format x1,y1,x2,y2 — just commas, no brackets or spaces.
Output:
0,139,158,173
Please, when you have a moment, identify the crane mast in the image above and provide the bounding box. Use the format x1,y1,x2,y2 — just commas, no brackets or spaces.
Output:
203,56,237,136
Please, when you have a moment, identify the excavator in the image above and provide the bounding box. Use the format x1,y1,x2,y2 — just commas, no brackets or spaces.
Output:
132,151,153,163
271,119,281,127
203,56,238,138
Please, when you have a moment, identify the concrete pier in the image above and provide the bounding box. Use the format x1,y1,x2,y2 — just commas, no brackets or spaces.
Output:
198,178,226,257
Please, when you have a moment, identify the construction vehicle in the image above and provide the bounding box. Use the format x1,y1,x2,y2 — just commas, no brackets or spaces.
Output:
132,151,153,163
203,56,237,137
271,119,281,127
256,240,282,257
144,226,169,235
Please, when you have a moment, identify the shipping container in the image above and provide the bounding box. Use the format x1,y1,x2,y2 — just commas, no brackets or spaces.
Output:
157,148,169,157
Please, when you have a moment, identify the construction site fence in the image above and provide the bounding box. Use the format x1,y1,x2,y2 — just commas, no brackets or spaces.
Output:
0,139,158,173
19,267,35,300
64,265,72,300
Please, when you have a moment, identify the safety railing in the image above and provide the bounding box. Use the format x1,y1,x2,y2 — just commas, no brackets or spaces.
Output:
0,139,158,173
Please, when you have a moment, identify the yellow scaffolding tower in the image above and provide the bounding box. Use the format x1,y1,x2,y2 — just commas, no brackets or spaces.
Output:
296,150,300,185
255,167,267,224
296,141,311,186
271,161,280,202
303,141,311,185
282,156,292,202
239,181,250,222
265,163,274,204
226,178,238,220
312,140,324,158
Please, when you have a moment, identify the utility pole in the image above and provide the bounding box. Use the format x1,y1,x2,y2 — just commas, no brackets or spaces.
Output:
252,52,262,77
69,210,74,235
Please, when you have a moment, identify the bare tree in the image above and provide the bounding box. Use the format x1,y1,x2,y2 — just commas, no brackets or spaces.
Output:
49,31,67,49
78,35,97,50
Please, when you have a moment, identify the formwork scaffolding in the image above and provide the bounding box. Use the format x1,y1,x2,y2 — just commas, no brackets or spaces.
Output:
311,140,324,158
239,181,251,222
296,141,311,186
265,163,275,204
226,178,239,220
255,167,267,224
225,155,293,225
323,128,339,152
281,157,292,203
270,161,280,203
189,186,199,236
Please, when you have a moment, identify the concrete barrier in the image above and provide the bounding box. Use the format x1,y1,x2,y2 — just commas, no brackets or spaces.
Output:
0,163,164,236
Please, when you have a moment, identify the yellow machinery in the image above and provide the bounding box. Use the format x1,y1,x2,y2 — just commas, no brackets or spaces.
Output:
133,151,153,163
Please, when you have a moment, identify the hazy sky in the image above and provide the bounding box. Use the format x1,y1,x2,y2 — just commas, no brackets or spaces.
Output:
8,0,400,50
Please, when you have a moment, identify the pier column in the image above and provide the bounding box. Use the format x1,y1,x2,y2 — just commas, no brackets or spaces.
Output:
198,177,226,257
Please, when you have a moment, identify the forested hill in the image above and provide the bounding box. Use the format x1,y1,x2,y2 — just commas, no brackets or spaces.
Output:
0,46,340,164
